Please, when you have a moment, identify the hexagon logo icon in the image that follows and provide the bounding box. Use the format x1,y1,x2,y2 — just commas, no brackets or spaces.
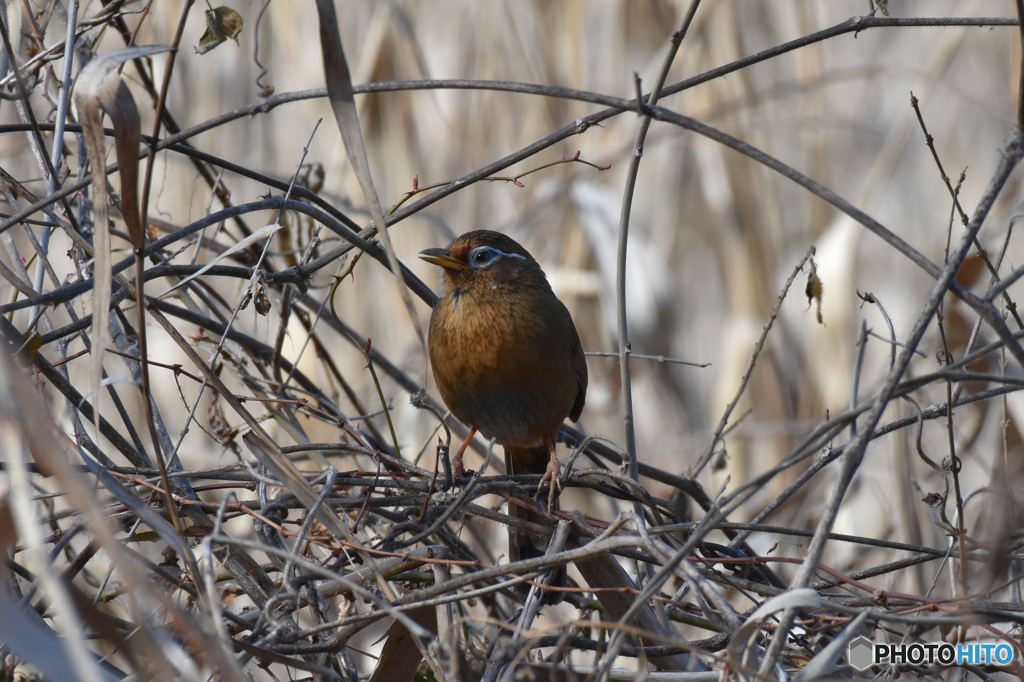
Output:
848,636,874,670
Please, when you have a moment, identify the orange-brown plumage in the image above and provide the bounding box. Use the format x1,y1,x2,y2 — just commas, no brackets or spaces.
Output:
421,230,587,602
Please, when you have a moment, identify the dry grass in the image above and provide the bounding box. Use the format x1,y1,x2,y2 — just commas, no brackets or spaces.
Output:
2,1,1024,680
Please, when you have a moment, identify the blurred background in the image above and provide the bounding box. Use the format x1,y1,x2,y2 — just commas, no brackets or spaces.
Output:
3,0,1023,632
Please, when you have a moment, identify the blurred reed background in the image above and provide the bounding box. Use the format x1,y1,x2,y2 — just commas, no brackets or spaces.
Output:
106,0,1018,582
2,0,1023,677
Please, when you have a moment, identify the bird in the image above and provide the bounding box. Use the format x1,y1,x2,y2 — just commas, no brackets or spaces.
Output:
420,230,588,602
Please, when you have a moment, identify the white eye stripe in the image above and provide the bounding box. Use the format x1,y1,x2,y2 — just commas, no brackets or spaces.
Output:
469,246,526,264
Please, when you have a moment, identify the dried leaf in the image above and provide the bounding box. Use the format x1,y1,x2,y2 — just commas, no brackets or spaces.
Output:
18,331,42,364
253,279,271,315
0,579,114,682
368,606,437,682
314,0,425,347
74,45,170,452
574,549,698,671
196,6,244,55
0,348,248,682
805,259,824,325
158,221,282,299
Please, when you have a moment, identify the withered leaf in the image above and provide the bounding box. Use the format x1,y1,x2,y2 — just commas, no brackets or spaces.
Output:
197,7,244,55
18,332,42,365
254,280,271,315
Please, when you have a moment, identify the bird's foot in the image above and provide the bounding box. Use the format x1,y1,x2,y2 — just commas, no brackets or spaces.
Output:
537,455,562,513
451,427,476,480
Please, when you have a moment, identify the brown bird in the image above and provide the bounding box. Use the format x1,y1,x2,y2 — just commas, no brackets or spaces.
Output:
420,230,588,600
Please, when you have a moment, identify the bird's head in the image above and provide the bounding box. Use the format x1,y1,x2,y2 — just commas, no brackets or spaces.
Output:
419,230,545,291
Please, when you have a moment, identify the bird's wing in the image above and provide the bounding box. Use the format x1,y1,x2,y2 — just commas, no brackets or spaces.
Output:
568,328,588,423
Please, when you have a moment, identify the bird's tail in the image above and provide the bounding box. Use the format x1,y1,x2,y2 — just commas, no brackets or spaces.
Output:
505,444,566,605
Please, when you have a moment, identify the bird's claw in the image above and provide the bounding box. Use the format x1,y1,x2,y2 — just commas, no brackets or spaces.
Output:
450,428,475,480
537,457,562,513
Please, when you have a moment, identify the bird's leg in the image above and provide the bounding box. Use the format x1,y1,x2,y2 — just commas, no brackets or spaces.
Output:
537,434,561,513
451,427,476,479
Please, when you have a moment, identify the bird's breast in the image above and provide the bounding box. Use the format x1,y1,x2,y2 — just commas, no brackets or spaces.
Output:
430,289,526,379
428,287,577,447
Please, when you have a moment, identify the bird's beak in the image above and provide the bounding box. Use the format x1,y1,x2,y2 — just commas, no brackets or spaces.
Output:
419,247,468,272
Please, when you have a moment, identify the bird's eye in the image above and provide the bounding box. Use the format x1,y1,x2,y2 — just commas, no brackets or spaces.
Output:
470,247,496,266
